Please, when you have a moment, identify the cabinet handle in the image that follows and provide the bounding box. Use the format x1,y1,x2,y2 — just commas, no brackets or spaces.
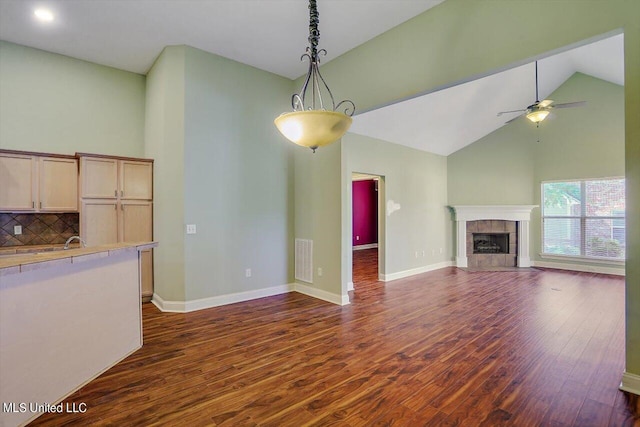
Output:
121,190,124,197
115,190,117,197
39,202,42,209
32,201,35,209
121,204,124,211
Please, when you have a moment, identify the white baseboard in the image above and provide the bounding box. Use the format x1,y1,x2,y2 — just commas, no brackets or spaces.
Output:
151,282,349,313
620,371,640,395
353,243,378,251
294,282,350,306
152,284,294,313
380,261,454,282
533,260,625,276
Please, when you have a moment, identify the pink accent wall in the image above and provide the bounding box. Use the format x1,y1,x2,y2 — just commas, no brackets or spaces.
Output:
352,179,378,246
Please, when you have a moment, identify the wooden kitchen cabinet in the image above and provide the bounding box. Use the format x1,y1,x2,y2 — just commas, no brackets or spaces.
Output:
121,201,153,242
120,160,153,200
80,156,152,201
0,150,78,212
0,152,35,211
80,199,119,246
39,157,78,211
80,157,118,199
78,153,154,302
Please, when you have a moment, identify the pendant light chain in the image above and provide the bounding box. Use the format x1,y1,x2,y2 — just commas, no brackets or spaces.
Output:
308,0,320,60
273,0,355,152
291,0,355,116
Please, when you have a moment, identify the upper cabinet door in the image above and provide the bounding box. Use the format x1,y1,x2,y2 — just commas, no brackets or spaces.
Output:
120,160,152,200
39,157,78,211
0,153,36,211
81,157,118,199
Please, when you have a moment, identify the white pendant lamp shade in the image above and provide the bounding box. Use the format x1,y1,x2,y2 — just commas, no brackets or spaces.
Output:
274,110,352,150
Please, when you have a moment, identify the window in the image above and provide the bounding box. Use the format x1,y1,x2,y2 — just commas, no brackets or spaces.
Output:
542,178,625,261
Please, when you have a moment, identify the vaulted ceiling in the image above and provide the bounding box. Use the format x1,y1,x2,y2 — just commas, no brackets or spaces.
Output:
349,34,624,156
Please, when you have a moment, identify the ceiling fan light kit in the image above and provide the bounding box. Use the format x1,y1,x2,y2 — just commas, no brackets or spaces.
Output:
526,108,550,123
274,0,355,152
497,60,585,127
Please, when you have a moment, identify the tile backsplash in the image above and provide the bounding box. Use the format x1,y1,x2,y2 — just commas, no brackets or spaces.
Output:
0,213,80,247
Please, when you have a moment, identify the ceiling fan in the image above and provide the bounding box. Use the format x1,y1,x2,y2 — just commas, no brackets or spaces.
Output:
497,60,586,126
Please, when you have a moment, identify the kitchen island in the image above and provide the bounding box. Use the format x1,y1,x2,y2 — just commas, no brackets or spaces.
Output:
0,242,157,427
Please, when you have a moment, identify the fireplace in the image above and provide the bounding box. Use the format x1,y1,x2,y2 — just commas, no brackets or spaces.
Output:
449,205,538,268
473,233,509,254
467,221,517,267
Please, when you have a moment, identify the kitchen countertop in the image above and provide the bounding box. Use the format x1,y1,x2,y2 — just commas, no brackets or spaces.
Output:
0,242,157,276
0,243,81,256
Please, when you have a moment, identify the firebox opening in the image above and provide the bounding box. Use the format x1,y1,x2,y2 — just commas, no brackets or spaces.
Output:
473,233,509,254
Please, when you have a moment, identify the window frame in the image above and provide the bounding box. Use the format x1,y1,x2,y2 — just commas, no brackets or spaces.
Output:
540,177,625,264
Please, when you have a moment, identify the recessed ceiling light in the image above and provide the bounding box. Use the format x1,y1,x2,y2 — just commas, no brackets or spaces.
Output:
34,8,54,22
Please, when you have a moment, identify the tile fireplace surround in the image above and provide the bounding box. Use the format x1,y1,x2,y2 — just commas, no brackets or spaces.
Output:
449,205,538,268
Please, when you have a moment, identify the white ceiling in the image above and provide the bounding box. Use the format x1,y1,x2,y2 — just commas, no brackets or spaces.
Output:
0,0,444,79
0,1,624,156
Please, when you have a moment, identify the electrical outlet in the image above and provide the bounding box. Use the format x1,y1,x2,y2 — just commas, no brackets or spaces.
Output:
245,268,252,278
415,251,418,258
317,267,323,277
356,235,360,241
13,225,22,235
186,224,197,234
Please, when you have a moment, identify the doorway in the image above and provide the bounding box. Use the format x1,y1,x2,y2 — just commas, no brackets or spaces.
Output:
352,173,383,287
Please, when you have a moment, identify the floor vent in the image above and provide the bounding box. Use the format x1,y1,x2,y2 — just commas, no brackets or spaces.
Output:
295,238,313,283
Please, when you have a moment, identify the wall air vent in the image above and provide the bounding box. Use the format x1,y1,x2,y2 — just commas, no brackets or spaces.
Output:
295,238,313,283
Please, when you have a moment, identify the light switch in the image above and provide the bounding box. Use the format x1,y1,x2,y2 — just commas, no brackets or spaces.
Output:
186,224,197,234
14,225,22,235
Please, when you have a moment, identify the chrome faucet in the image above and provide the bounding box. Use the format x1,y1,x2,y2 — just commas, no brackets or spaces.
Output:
64,236,87,249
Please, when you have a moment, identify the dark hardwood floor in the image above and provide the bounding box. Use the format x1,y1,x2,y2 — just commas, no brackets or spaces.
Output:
30,249,638,426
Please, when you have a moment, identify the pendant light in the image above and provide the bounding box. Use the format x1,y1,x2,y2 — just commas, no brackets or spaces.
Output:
274,0,355,152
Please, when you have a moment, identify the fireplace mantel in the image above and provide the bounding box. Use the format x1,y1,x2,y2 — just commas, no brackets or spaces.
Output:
449,205,538,268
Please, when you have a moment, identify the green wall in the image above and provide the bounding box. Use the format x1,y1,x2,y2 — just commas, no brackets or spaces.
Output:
342,134,450,286
623,14,640,380
293,131,450,301
294,141,343,299
532,73,625,270
181,46,294,301
0,41,145,156
144,46,187,301
146,45,294,303
447,116,536,206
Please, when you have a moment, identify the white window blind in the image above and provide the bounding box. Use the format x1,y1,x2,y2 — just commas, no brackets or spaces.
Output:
542,178,625,260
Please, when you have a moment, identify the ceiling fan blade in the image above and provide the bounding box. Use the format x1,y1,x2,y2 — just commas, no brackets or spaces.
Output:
539,99,554,108
552,101,587,109
505,113,524,124
497,109,526,116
